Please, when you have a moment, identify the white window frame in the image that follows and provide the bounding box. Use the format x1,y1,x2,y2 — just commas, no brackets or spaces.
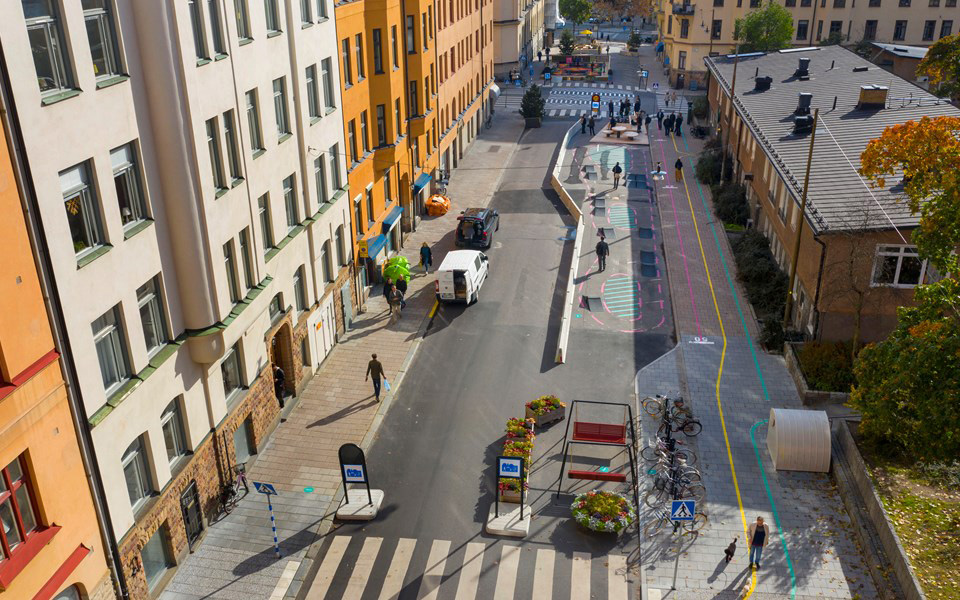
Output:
314,155,328,203
24,0,74,94
234,0,252,39
264,0,281,33
239,227,255,288
187,0,209,59
273,77,290,137
258,193,274,252
300,0,312,23
208,0,226,55
329,143,342,188
122,436,152,510
137,276,169,356
111,143,149,230
92,305,130,395
82,0,123,79
62,162,105,258
294,265,308,311
160,398,189,465
221,343,245,402
223,109,243,181
206,117,227,191
245,89,264,153
283,174,299,229
321,57,336,109
224,240,241,303
870,244,929,288
306,64,320,119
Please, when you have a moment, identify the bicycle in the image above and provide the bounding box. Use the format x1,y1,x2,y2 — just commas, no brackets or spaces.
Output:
218,462,249,515
642,394,689,418
644,477,706,508
643,507,708,537
485,110,495,129
640,437,697,466
657,413,703,437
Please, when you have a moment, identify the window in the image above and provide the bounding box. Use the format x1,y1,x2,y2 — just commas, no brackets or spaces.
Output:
0,456,39,561
680,19,689,38
898,0,910,4
335,225,345,265
785,0,795,6
816,20,823,40
947,0,957,7
360,111,370,152
868,0,880,5
329,143,342,188
300,337,309,369
258,194,274,252
409,81,419,116
221,343,243,398
412,137,420,168
161,399,188,464
245,89,264,153
235,0,251,39
321,241,333,281
354,195,363,235
341,38,352,85
376,104,387,145
829,20,842,36
667,17,672,34
923,19,935,40
223,240,241,303
93,305,130,394
220,111,242,183
205,118,227,191
62,162,104,257
422,13,429,50
749,0,760,5
796,20,809,40
122,437,152,510
24,0,74,94
714,0,723,5
348,120,358,163
893,20,907,40
141,528,173,591
833,0,844,6
208,0,226,54
872,245,929,287
406,16,416,54
424,78,430,110
383,169,392,203
317,0,328,18
395,99,402,138
320,58,335,110
391,26,399,68
801,0,812,5
283,174,298,228
269,293,284,321
930,0,939,5
239,227,254,288
300,0,312,23
264,0,281,32
712,19,721,39
941,20,953,38
273,77,290,137
314,156,328,203
373,29,384,73
355,33,365,79
864,20,877,39
294,265,307,311
83,0,123,79
233,417,255,463
53,585,82,600
365,187,374,225
137,276,169,355
677,51,687,70
306,64,320,119
187,0,208,59
112,143,148,229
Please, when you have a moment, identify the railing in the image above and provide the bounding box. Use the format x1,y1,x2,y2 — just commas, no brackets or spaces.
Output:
671,2,696,14
551,121,583,364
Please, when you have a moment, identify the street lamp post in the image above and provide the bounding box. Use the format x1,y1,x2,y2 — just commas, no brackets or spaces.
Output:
720,42,740,183
783,108,820,331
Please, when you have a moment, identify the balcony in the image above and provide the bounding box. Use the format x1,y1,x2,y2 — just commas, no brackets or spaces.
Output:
672,2,696,14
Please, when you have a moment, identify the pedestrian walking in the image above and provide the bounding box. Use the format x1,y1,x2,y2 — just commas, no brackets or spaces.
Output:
396,276,408,309
645,114,652,133
674,157,683,182
537,50,543,62
634,99,642,116
365,353,385,401
383,277,394,304
596,236,610,271
664,93,670,107
420,242,432,272
388,286,403,319
657,109,664,130
747,517,770,569
612,162,623,189
608,100,614,119
588,115,596,135
273,364,285,409
675,112,684,136
670,91,678,105
580,114,587,134
665,112,675,134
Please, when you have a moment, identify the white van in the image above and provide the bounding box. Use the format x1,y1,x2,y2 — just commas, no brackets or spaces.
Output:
434,250,489,304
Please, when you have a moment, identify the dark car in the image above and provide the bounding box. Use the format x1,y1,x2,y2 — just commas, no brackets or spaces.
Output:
455,208,500,249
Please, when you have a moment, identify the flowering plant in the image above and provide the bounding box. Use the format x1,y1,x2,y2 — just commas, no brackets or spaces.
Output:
526,395,565,416
505,417,536,441
502,439,533,457
498,478,528,493
571,490,636,534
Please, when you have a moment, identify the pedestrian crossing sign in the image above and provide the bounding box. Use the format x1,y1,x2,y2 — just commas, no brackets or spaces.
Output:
671,499,695,521
653,82,659,90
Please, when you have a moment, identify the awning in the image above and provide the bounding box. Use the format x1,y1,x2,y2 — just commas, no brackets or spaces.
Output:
489,83,501,100
382,205,404,233
412,173,433,194
362,234,388,261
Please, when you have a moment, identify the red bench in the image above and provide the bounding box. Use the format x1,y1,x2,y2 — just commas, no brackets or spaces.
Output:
567,470,627,482
572,422,627,445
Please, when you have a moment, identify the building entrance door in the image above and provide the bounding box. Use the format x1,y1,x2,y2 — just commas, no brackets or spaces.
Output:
180,481,203,547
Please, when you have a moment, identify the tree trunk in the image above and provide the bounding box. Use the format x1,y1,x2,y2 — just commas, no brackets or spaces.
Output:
852,293,863,364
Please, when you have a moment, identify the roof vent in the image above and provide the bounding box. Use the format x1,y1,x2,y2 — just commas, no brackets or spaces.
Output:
852,65,870,72
794,57,810,79
755,76,773,91
857,84,889,109
795,92,813,115
793,115,815,134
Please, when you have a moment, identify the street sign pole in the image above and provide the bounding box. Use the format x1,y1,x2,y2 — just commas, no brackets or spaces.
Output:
669,499,695,591
671,530,681,590
268,492,281,559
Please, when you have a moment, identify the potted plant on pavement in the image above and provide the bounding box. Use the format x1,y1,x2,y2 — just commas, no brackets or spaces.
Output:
498,477,527,503
525,395,566,427
520,84,546,128
571,490,636,534
505,417,536,442
500,433,534,503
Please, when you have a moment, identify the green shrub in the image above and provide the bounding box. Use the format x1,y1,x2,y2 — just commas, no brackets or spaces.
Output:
759,319,784,350
731,229,787,319
714,182,749,226
691,96,710,120
519,84,545,119
797,341,856,392
696,151,722,185
704,136,722,152
627,32,642,49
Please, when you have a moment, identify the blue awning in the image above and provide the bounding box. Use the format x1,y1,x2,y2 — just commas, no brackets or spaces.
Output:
364,234,388,261
412,173,433,194
382,205,404,233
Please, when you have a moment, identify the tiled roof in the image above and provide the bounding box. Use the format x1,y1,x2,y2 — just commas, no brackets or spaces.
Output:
704,45,959,234
870,42,928,60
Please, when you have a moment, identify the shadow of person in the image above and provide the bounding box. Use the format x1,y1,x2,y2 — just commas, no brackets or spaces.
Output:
724,565,753,594
707,556,731,584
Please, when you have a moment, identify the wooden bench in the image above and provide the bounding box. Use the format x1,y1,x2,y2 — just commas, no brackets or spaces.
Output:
567,470,627,482
572,422,627,445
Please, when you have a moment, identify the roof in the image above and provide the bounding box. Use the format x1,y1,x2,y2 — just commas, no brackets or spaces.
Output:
869,42,928,60
458,208,491,221
704,45,959,233
438,250,483,270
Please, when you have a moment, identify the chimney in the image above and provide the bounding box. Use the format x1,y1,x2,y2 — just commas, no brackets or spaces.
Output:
754,76,773,91
795,92,813,115
794,57,810,79
857,85,889,109
793,115,814,134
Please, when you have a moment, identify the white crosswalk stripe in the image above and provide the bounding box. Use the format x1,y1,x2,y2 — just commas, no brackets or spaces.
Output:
303,536,634,599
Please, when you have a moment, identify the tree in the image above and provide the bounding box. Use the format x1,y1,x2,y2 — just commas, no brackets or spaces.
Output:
559,30,576,57
559,0,591,27
859,116,960,274
733,2,794,53
917,33,960,100
818,31,844,46
849,278,960,461
519,84,545,119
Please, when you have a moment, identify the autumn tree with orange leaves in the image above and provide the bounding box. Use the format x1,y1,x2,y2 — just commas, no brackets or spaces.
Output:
917,33,960,100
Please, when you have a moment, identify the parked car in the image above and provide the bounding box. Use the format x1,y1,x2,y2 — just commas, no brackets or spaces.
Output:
434,250,489,304
455,208,499,249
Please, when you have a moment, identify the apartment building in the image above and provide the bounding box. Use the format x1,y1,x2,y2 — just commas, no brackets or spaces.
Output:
0,0,349,596
493,0,546,75
704,46,958,341
437,0,496,177
0,85,114,600
657,0,958,88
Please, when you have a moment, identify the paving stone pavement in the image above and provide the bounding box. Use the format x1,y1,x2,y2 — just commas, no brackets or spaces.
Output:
160,110,527,600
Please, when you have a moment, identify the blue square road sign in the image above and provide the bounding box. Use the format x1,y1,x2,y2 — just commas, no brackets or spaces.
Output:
671,499,695,521
253,481,278,495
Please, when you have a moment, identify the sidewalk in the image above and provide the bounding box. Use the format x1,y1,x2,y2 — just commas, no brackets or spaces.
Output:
160,109,527,600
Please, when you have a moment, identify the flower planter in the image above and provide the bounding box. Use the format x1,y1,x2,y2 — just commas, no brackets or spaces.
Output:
499,489,523,503
571,491,636,535
525,405,565,427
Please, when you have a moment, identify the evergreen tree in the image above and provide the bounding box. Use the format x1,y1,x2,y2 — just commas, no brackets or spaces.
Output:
520,84,545,119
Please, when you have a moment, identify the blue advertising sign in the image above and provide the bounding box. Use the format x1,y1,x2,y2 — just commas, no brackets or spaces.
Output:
343,464,366,483
497,457,523,478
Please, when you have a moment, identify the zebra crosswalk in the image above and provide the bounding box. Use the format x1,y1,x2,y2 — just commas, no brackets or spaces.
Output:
303,535,635,599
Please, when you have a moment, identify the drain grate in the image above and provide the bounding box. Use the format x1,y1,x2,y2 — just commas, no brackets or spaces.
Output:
638,227,653,239
487,145,501,152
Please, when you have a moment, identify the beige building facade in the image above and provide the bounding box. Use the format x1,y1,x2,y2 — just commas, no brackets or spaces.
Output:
493,0,546,74
656,0,958,88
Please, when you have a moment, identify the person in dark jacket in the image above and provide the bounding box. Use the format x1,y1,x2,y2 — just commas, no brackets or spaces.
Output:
675,157,684,182
395,276,408,309
596,236,610,271
657,110,664,130
645,114,652,133
273,364,286,408
588,115,596,135
365,354,385,400
608,100,615,118
580,114,587,134
675,112,684,136
665,112,676,134
420,242,432,272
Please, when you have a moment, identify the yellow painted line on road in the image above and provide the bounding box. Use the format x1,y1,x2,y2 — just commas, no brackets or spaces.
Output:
428,300,439,318
673,136,757,597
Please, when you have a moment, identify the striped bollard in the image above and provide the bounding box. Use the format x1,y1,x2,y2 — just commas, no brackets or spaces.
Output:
267,493,281,559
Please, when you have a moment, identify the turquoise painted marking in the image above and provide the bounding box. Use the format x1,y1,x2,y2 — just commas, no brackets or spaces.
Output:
751,420,797,599
304,487,314,493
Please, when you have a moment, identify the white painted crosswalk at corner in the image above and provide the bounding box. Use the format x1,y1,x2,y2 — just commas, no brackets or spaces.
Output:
304,536,635,599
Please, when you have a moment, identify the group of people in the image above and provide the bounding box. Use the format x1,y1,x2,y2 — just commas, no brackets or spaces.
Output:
658,110,684,136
